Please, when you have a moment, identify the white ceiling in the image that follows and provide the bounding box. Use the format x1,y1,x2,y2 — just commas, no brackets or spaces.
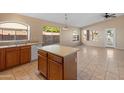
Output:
20,13,124,27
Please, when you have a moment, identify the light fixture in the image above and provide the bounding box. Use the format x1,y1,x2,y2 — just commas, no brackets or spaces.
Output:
63,13,69,30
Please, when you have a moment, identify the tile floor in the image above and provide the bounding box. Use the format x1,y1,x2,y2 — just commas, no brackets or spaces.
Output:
0,61,45,80
77,45,124,80
0,45,124,80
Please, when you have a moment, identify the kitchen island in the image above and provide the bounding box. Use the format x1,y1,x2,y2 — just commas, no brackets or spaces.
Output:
38,44,79,80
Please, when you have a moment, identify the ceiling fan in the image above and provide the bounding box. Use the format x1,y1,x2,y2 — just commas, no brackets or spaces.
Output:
104,13,116,19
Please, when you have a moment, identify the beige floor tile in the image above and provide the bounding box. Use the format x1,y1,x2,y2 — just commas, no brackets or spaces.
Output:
78,67,94,80
0,45,124,80
78,70,91,80
0,61,46,80
105,72,119,80
0,75,15,80
91,68,106,80
77,45,124,80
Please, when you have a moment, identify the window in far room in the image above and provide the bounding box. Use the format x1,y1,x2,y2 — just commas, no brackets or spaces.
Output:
73,30,79,41
91,30,98,41
82,30,98,41
82,30,89,41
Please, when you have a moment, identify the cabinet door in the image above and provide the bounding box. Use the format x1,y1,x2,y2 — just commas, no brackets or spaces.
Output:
0,48,5,71
5,47,20,68
48,59,63,80
38,55,47,78
20,46,31,64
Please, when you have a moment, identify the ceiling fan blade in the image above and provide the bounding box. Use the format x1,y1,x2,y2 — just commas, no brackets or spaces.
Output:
103,13,116,19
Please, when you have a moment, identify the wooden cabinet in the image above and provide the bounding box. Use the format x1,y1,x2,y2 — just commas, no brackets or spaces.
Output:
5,47,20,68
0,48,5,71
38,50,47,57
0,45,31,71
48,59,63,80
48,53,63,63
20,45,31,64
38,49,77,80
38,54,47,78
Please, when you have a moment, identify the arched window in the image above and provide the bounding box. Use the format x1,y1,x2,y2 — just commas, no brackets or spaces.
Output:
0,22,30,41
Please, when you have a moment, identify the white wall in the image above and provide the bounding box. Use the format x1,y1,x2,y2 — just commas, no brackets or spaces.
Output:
81,15,124,49
60,27,81,47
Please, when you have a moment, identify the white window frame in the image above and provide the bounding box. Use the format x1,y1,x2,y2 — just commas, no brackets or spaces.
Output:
0,22,30,42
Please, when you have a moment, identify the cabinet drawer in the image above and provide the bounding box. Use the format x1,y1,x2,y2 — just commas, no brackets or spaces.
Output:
38,50,47,57
48,53,63,63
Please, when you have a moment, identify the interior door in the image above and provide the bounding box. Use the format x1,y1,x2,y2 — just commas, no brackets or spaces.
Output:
105,28,116,48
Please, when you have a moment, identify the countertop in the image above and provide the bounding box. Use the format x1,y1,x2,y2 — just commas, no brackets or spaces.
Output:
0,42,43,48
38,44,79,57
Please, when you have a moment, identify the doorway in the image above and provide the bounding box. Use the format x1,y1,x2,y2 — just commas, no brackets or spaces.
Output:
105,28,116,48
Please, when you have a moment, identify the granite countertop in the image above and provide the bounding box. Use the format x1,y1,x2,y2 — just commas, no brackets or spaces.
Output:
0,42,43,48
38,44,79,57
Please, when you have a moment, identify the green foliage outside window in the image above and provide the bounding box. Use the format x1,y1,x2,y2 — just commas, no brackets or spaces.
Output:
43,25,60,33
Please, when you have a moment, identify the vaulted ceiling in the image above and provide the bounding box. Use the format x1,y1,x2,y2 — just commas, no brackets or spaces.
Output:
20,13,124,27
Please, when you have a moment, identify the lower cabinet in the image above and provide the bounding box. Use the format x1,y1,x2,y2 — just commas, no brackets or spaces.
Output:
38,50,77,80
0,45,31,71
48,59,62,80
0,48,5,71
38,54,47,78
5,47,20,68
20,45,31,64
